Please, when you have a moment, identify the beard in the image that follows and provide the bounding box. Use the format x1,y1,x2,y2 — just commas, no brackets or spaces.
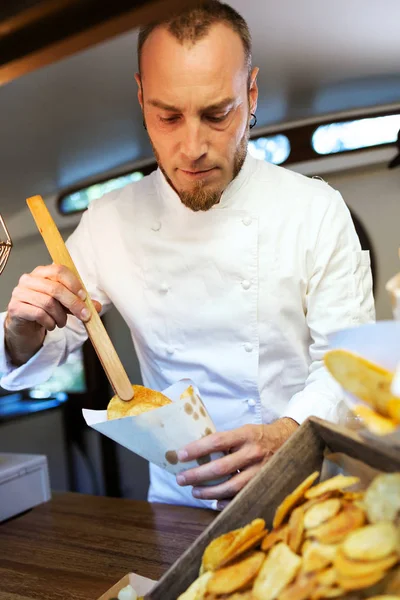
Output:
148,127,249,212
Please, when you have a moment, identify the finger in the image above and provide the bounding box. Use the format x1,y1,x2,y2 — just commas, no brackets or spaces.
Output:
176,446,259,486
18,273,89,322
191,463,262,501
13,287,68,329
216,499,232,511
178,426,251,462
31,264,85,298
9,301,57,331
93,300,102,313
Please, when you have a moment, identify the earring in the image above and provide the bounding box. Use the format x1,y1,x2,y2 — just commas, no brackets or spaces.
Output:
249,113,257,129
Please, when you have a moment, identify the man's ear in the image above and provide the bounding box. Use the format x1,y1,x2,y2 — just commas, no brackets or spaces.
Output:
249,67,259,114
134,72,143,110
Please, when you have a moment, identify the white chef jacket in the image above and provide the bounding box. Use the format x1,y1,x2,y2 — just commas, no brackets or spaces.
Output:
0,153,375,509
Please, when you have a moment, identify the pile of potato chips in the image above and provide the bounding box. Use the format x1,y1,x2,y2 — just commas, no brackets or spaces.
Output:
324,349,400,437
177,471,400,600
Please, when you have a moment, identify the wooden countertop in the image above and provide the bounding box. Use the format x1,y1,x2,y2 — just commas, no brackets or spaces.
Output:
0,492,215,599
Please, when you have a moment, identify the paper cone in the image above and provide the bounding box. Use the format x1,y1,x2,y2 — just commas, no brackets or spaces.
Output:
83,379,229,485
327,320,400,447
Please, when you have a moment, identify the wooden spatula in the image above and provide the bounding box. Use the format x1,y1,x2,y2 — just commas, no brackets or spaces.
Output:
26,195,134,402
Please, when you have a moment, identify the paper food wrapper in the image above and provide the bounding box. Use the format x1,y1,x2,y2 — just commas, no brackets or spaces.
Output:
83,379,229,485
386,269,400,396
97,572,156,600
328,320,400,447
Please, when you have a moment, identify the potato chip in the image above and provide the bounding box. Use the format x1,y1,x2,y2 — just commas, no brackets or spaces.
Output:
304,475,360,499
337,569,386,591
177,572,212,600
364,473,400,524
310,586,344,599
273,471,320,528
107,384,172,420
304,499,342,530
301,542,338,574
202,519,266,571
306,503,366,544
316,567,337,588
278,573,317,600
207,552,265,595
334,548,398,578
288,506,305,553
252,543,302,600
368,597,400,600
324,349,400,419
342,521,399,561
261,525,289,552
352,404,398,436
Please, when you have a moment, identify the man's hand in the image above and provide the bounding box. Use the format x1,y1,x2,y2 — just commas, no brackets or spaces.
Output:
176,417,299,509
5,264,102,366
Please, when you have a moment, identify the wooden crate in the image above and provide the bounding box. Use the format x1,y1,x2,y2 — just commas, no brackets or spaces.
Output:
146,416,400,600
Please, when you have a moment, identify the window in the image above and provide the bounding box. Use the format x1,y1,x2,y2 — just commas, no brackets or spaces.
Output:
58,170,144,215
248,134,291,165
312,114,400,155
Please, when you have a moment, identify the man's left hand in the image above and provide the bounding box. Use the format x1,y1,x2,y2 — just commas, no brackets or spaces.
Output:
175,417,299,508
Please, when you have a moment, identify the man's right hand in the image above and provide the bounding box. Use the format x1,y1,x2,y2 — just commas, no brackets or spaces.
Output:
4,264,102,367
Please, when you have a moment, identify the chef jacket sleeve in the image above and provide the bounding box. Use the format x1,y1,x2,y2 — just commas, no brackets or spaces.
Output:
282,189,376,425
0,205,111,391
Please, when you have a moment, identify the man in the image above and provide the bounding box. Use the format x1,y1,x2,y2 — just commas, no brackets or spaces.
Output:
0,1,374,510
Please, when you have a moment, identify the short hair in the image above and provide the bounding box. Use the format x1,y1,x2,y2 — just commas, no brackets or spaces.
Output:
137,1,252,78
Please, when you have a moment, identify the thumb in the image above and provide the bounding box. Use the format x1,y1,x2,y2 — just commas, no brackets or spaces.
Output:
92,300,103,314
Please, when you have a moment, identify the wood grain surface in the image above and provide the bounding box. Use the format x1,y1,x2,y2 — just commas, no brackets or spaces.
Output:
0,492,214,600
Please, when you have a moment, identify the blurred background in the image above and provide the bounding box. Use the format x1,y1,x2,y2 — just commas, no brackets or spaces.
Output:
0,0,399,501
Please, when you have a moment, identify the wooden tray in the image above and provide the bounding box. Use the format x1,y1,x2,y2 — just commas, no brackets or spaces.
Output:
146,416,400,600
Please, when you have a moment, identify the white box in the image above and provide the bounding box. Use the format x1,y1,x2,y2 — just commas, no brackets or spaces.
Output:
0,453,51,522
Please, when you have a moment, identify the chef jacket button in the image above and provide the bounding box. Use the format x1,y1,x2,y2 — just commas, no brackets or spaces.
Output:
166,346,175,355
160,282,169,293
151,221,161,231
242,279,251,290
244,342,253,353
242,216,252,226
247,398,256,407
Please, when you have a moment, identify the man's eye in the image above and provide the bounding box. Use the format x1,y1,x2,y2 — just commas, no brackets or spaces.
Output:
159,115,180,123
206,113,229,123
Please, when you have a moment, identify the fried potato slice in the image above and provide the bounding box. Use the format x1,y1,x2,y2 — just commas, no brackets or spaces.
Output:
352,404,398,436
304,499,342,530
368,597,400,600
177,572,212,600
310,586,345,599
207,552,265,595
342,521,399,561
107,384,172,420
301,542,338,574
252,543,302,600
316,567,337,588
306,503,366,544
334,548,398,578
364,473,400,524
324,349,400,420
304,475,360,500
278,573,318,600
337,569,386,591
288,506,305,553
202,519,266,572
261,525,289,552
273,471,320,528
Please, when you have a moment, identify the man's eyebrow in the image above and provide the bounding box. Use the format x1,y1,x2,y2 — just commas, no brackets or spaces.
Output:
147,97,235,112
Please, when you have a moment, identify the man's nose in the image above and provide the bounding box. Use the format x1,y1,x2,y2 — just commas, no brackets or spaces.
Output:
181,121,208,162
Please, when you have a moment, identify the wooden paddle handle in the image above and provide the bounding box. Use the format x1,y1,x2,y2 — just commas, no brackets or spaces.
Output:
26,195,133,401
